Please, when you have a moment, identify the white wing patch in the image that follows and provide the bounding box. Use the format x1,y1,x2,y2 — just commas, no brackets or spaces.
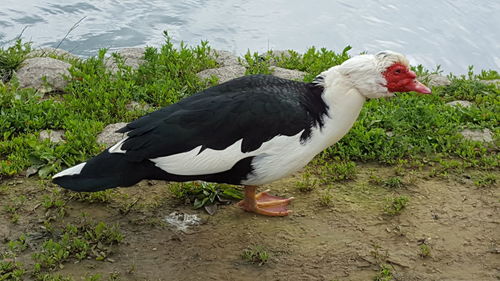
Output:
108,137,128,154
149,132,304,176
52,162,87,179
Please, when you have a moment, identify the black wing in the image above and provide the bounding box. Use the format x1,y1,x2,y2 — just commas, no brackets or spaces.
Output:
116,74,327,162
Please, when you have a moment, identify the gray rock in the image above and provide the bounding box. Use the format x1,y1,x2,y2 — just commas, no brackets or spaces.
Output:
211,49,240,66
16,57,71,93
97,122,128,147
460,128,493,142
426,74,451,87
126,101,151,112
29,47,78,60
480,79,500,87
105,47,146,73
39,130,65,143
271,66,306,81
446,100,473,108
196,65,246,84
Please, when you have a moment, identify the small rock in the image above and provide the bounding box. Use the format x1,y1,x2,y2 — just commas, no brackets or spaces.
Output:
271,66,306,81
39,129,65,143
211,49,240,66
164,212,201,232
29,47,78,60
480,79,500,87
196,65,246,84
446,100,473,108
105,47,146,73
426,74,451,87
126,101,151,112
97,122,128,147
16,57,71,93
460,128,493,142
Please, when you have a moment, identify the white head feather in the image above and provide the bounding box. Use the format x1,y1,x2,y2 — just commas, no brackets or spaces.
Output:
317,50,410,99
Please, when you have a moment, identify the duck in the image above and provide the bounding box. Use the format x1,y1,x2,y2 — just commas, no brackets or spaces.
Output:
52,50,431,216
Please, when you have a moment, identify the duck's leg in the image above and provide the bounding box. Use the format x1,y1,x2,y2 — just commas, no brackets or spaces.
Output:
237,185,294,216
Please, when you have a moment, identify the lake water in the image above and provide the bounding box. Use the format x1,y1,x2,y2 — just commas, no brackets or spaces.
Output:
0,0,499,74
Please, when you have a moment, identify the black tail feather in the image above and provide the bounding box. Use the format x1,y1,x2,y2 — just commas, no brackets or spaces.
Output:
52,151,161,192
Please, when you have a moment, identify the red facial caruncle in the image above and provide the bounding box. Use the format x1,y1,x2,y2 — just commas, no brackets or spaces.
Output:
383,63,431,94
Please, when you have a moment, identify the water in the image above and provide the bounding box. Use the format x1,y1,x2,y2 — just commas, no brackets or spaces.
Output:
0,0,499,74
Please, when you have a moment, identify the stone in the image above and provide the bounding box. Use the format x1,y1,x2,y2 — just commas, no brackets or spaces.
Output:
446,100,473,108
271,66,306,81
126,101,151,112
15,57,71,93
105,47,146,73
196,65,246,84
480,79,500,87
426,74,451,87
164,212,201,232
39,130,65,143
97,122,128,147
460,128,493,142
29,47,78,60
210,49,240,66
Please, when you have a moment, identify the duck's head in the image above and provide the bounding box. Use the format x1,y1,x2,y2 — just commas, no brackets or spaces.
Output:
332,50,431,99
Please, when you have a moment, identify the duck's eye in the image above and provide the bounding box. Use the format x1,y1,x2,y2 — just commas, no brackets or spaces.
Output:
394,69,401,74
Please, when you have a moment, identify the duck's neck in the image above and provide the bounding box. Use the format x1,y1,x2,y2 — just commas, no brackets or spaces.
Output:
312,68,367,149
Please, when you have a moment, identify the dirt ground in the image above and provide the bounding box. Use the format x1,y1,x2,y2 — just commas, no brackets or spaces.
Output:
1,165,499,281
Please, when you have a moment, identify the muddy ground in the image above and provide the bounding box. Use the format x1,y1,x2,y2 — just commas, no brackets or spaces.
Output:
1,164,499,281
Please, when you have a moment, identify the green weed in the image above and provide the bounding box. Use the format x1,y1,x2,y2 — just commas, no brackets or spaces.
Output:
318,191,334,207
32,221,123,271
473,173,497,187
383,177,404,189
7,234,28,253
295,172,318,192
0,260,25,281
0,39,32,82
383,196,409,216
241,245,270,266
419,244,431,258
241,51,272,75
169,182,243,212
320,160,357,183
373,264,394,281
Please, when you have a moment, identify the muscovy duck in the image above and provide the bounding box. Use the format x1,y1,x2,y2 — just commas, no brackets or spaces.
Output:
53,50,431,216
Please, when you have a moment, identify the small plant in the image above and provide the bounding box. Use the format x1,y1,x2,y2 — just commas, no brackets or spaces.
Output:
0,39,32,82
373,264,394,281
383,176,404,189
383,195,409,216
169,182,243,214
241,245,270,266
32,221,123,271
0,260,25,280
320,161,357,183
7,233,28,253
473,173,497,187
68,190,113,203
295,172,318,192
419,244,431,258
318,191,334,207
241,51,272,75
